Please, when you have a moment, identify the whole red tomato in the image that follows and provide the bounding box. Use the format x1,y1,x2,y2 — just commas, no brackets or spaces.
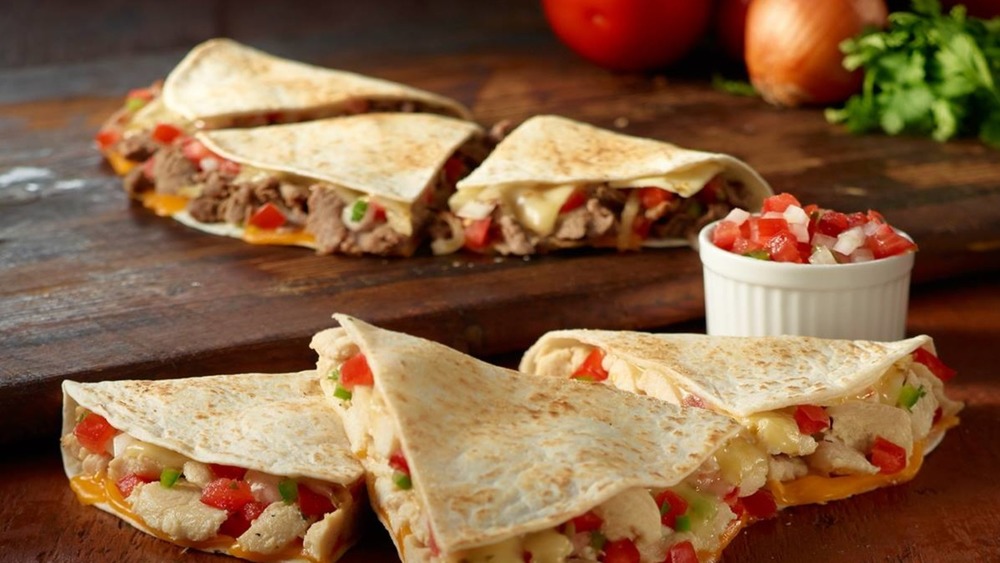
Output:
542,0,713,72
714,0,752,61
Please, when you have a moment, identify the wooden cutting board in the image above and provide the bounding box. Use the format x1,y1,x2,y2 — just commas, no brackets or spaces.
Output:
2,38,999,446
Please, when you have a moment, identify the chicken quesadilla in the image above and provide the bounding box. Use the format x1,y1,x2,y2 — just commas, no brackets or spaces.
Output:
60,371,366,562
521,331,963,507
126,112,486,256
310,315,784,563
96,38,472,177
442,115,773,255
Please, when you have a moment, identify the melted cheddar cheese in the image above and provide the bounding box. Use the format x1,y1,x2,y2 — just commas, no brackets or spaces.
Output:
105,151,139,176
141,192,190,216
243,225,316,247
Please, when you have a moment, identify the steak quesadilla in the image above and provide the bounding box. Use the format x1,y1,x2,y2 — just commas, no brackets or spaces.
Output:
60,371,366,562
126,113,486,256
442,115,773,255
96,38,472,177
310,315,783,563
520,331,963,507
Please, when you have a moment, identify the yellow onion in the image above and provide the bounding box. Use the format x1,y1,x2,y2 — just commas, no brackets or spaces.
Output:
745,0,888,107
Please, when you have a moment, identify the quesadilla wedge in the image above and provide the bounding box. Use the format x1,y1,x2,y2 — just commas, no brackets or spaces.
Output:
520,332,963,508
96,38,472,177
126,112,486,255
442,115,773,255
60,371,366,562
310,315,784,563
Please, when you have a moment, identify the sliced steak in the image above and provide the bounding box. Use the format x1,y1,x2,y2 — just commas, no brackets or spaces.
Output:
306,187,349,255
496,214,536,255
118,132,160,162
123,166,152,197
152,147,197,194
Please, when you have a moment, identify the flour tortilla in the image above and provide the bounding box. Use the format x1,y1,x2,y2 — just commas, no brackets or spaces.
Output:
316,314,740,555
197,113,482,205
454,115,773,246
162,38,472,125
520,331,936,418
61,370,365,562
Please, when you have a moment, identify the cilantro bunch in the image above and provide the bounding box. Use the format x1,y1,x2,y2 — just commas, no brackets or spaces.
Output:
826,0,1000,148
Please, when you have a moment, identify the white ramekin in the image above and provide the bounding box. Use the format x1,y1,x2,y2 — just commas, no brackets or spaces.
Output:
697,220,915,341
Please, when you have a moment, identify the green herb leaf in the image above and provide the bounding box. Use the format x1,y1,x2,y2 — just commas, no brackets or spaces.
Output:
828,0,1000,149
279,478,298,503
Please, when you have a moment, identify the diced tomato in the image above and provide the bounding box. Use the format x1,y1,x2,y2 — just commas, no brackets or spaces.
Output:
696,175,725,204
731,237,764,256
869,436,907,474
95,129,121,150
151,123,183,144
723,488,746,520
632,215,652,239
74,413,117,454
219,159,241,176
569,510,604,533
793,405,830,434
209,463,247,480
654,490,689,529
866,209,886,224
219,510,252,537
389,451,410,474
201,478,255,512
463,218,492,251
740,489,777,520
846,211,869,228
751,217,790,240
297,484,335,518
932,407,943,425
243,500,268,521
428,527,441,557
803,203,819,217
664,541,699,563
443,156,467,185
912,348,957,382
766,231,803,263
602,538,641,563
814,210,849,237
247,202,287,230
340,353,374,388
865,223,917,259
372,202,387,222
571,348,609,382
761,193,802,214
181,139,214,164
711,220,741,251
116,473,154,498
560,189,588,213
638,187,675,209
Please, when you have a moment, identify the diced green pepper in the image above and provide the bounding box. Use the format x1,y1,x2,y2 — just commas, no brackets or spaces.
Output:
126,97,147,112
333,385,352,401
392,471,412,490
279,478,298,503
897,384,926,411
659,500,672,516
350,200,369,223
159,467,181,488
589,531,606,551
743,250,771,261
328,368,340,381
674,514,692,532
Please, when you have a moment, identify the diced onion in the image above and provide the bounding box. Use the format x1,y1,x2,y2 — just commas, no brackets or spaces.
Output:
789,222,810,243
762,211,785,220
456,199,496,220
246,470,283,504
863,221,881,236
199,157,220,172
723,208,751,225
783,204,810,225
833,226,866,255
810,233,838,249
430,213,466,255
850,248,875,263
809,246,838,265
113,433,136,458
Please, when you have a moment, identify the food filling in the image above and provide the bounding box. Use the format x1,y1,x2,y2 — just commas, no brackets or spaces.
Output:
320,341,774,563
441,173,756,255
533,345,962,507
61,411,361,562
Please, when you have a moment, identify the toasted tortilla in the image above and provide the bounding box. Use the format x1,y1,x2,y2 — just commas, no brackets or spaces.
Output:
61,371,365,562
521,331,936,418
162,38,472,126
312,315,740,556
453,115,772,246
198,113,482,205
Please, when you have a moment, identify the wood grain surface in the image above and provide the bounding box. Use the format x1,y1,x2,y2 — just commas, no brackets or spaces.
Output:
2,273,997,562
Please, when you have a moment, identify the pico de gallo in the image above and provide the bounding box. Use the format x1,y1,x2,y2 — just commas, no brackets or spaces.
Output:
62,408,360,561
710,192,917,264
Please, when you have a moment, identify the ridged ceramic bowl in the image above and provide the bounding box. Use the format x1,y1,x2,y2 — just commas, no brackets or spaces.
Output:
698,220,915,341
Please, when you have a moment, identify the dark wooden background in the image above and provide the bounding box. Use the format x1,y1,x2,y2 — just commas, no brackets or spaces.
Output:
1,0,999,561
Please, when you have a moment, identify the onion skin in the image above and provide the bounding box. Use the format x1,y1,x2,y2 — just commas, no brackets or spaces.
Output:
745,0,888,107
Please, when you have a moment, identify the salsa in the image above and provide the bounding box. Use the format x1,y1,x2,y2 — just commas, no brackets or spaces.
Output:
710,193,917,264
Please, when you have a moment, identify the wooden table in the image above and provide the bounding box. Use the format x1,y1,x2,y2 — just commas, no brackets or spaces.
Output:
2,0,999,560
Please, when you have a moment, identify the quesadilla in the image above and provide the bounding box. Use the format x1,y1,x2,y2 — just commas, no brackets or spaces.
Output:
442,115,773,255
125,112,486,256
96,37,472,177
60,371,366,562
520,331,963,507
310,315,784,563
